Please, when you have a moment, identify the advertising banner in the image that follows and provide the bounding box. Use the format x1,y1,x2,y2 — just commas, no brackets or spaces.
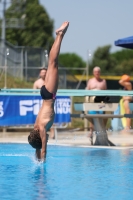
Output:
0,95,71,126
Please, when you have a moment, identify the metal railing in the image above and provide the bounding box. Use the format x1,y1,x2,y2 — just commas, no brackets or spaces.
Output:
0,40,87,89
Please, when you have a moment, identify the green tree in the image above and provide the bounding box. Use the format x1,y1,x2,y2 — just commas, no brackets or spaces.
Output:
111,49,133,62
111,49,133,75
59,53,86,74
90,45,117,75
112,59,133,75
4,0,54,49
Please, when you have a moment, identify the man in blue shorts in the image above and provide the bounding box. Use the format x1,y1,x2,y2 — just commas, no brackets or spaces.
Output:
86,66,107,144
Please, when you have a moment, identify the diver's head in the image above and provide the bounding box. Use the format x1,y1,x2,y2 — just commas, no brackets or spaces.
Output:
28,129,42,149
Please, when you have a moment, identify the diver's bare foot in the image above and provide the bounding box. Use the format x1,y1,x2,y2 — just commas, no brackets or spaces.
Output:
56,21,69,35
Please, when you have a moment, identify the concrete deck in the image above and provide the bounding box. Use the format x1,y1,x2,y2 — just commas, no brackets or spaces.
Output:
0,131,133,149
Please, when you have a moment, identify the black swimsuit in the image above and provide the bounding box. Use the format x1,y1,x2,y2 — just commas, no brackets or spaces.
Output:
40,85,56,100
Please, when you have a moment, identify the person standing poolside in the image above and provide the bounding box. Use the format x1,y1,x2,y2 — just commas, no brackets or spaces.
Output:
33,68,55,139
119,74,132,133
28,21,69,162
33,68,47,89
86,66,107,144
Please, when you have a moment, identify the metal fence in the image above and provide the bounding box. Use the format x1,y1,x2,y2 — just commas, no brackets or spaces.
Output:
0,39,47,78
0,40,86,89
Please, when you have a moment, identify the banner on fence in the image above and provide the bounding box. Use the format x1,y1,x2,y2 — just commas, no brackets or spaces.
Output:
0,95,71,126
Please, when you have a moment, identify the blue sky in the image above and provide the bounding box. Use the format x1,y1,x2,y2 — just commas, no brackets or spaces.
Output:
40,0,133,60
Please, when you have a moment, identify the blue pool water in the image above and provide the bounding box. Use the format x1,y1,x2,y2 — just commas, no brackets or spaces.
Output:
0,144,133,200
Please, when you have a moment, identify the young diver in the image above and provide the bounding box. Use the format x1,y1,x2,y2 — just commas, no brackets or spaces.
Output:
28,21,69,162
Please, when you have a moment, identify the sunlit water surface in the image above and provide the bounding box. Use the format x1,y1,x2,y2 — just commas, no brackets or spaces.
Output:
0,144,133,200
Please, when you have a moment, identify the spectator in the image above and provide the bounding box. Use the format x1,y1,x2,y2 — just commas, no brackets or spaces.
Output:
86,66,107,144
33,68,47,89
119,74,132,133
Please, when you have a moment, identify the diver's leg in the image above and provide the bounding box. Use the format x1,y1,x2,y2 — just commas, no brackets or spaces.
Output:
123,100,131,130
45,21,69,93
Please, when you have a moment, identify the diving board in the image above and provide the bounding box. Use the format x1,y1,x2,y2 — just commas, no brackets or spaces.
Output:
73,101,133,147
74,103,118,112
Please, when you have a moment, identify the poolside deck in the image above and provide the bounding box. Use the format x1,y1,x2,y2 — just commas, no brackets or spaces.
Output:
0,130,133,149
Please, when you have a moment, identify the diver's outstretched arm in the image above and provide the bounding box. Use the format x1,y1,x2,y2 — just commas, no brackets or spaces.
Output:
35,149,41,161
39,128,47,162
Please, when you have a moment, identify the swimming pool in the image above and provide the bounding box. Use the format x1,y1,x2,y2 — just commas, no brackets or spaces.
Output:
0,144,133,200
